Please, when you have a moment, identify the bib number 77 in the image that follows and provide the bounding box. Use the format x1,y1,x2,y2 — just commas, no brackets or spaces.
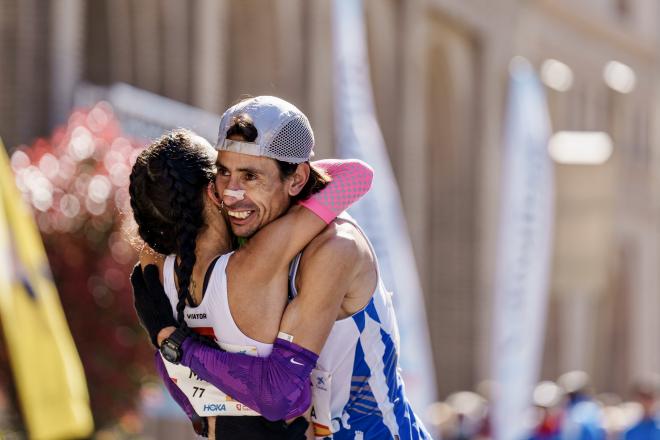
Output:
192,386,206,398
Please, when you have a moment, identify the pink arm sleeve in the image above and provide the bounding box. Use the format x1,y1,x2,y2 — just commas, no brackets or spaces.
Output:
299,159,374,224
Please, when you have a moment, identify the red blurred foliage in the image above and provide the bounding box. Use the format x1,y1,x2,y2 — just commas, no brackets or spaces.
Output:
6,103,153,428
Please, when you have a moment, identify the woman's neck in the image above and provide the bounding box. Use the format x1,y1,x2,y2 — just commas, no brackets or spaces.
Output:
194,230,230,263
194,215,232,263
182,219,232,306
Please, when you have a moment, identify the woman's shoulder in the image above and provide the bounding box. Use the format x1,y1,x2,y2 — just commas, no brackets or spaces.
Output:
138,244,167,272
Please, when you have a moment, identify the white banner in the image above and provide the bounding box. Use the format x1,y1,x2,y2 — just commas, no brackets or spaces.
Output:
332,0,437,416
491,58,555,440
75,82,220,142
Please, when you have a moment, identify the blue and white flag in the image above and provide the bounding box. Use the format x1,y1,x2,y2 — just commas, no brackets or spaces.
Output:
491,57,555,440
331,0,437,415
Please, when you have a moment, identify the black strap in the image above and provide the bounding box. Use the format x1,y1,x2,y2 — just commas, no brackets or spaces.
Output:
202,255,222,296
287,252,303,301
168,327,189,346
174,255,221,305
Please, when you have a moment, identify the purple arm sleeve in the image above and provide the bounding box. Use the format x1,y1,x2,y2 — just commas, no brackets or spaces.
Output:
180,337,318,421
154,352,197,421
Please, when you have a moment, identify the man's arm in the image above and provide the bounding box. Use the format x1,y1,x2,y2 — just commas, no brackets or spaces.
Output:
277,229,363,353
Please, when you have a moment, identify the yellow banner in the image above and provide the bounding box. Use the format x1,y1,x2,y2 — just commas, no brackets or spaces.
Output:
0,138,93,439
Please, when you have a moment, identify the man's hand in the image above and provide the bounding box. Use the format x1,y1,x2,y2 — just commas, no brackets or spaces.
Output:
130,263,178,348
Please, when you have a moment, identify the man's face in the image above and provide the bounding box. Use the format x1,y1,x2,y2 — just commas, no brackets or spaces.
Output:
215,151,292,238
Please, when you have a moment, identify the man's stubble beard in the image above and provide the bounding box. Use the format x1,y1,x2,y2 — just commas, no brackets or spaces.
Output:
232,198,294,240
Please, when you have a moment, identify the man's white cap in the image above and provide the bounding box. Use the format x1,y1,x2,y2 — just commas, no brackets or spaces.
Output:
216,96,315,164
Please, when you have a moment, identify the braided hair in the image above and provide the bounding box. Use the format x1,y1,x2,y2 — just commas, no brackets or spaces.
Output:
129,129,216,329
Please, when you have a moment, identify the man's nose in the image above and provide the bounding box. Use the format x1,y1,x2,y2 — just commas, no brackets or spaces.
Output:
222,188,246,205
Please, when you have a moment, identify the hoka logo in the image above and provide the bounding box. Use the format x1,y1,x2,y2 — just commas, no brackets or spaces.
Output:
203,404,226,411
187,313,207,319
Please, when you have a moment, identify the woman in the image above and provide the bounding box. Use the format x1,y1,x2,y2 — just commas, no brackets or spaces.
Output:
129,128,371,438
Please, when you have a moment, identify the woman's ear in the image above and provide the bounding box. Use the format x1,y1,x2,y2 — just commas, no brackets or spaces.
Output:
207,182,222,208
288,163,310,197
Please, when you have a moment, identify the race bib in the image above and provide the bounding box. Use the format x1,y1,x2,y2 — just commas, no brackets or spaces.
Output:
161,344,260,417
310,368,333,438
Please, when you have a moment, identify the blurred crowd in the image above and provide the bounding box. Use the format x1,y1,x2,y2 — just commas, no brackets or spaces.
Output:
427,371,660,440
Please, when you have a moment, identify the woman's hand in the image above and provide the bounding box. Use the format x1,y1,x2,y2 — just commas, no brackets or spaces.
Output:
130,263,178,347
157,326,176,346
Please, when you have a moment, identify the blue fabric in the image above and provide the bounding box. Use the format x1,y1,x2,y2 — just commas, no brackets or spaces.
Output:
529,432,561,440
623,418,660,440
560,398,605,440
330,305,431,440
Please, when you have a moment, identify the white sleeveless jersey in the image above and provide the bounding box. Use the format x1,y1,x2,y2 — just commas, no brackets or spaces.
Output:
159,253,272,417
289,214,431,440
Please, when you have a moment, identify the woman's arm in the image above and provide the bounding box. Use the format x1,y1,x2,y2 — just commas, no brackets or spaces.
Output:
155,353,197,420
134,159,373,420
230,159,372,285
131,261,177,348
169,230,362,421
178,337,318,421
155,354,209,437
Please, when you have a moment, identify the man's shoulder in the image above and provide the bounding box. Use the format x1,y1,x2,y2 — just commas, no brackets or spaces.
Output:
301,219,372,266
306,222,359,256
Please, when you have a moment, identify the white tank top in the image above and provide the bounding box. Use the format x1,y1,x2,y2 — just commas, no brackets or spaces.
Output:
159,252,272,417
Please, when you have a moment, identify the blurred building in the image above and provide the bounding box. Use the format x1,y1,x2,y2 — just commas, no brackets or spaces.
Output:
1,0,660,410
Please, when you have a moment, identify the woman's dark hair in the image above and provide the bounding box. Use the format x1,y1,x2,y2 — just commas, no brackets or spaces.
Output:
226,114,330,203
129,129,216,328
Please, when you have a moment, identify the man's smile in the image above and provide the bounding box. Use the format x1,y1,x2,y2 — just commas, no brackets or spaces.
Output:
226,209,254,221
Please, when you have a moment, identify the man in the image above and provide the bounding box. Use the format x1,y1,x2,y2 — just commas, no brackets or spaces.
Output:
136,96,430,439
557,371,605,440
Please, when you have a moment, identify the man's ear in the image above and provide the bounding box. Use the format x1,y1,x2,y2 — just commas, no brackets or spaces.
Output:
288,163,310,197
206,182,222,208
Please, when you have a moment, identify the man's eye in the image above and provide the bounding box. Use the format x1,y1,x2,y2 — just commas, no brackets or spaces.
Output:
218,169,230,177
244,173,257,181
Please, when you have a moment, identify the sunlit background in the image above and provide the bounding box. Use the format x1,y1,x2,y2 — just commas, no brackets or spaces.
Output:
1,0,660,439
